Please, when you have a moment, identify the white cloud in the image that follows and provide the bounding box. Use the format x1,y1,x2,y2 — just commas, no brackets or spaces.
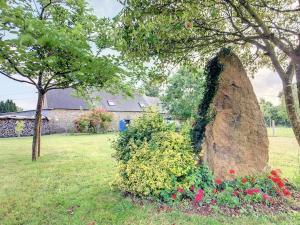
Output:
250,68,282,105
88,0,122,18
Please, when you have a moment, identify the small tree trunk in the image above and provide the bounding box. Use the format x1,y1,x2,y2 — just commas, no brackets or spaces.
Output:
296,64,300,106
283,81,300,146
32,92,44,161
37,94,44,157
295,44,300,106
37,115,42,157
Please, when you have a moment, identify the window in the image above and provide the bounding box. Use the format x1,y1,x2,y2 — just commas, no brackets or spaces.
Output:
139,102,146,108
107,100,116,106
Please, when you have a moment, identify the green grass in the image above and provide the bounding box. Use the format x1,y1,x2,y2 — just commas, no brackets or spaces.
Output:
267,127,295,138
0,130,300,225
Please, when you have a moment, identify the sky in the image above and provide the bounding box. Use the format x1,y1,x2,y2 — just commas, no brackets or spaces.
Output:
0,0,282,110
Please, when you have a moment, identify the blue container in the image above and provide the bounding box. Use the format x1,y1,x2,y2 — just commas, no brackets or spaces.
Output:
119,120,127,132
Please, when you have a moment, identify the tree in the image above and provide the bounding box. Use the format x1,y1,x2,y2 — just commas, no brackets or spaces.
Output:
118,0,300,145
0,0,133,161
259,98,290,127
161,67,205,120
143,81,160,97
0,99,19,113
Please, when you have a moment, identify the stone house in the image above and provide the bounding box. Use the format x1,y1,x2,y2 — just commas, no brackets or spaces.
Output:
1,88,162,134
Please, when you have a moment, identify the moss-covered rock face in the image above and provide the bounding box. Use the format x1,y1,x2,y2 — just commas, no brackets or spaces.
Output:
192,48,231,153
193,49,269,179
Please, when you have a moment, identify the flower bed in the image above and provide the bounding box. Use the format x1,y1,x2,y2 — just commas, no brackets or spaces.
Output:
113,109,300,216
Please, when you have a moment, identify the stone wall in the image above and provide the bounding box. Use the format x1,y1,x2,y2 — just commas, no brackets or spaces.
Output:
0,117,50,138
47,109,87,133
47,109,144,133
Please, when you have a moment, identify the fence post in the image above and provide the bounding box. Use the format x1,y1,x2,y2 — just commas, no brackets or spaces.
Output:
272,120,275,137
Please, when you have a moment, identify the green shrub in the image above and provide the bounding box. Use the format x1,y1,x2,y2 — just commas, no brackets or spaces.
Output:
74,108,112,133
113,109,200,197
113,108,175,162
114,131,197,197
15,120,25,137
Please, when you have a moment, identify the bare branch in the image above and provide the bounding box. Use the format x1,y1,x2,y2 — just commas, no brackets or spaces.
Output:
0,70,35,85
240,1,300,63
4,57,38,88
256,1,300,13
40,0,52,20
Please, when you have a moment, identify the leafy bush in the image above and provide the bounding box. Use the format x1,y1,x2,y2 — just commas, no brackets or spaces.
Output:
114,131,197,197
15,120,25,137
113,108,175,162
74,108,112,133
113,109,200,197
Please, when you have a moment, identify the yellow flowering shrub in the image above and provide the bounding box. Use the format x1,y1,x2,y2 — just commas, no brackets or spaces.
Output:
114,131,197,197
113,108,175,163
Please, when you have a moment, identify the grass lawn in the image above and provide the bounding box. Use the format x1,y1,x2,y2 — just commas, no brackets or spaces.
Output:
0,130,300,225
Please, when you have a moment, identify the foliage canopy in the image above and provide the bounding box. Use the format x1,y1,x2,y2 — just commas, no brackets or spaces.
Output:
161,67,205,120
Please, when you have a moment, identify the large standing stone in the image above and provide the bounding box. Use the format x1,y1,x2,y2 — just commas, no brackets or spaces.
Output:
202,52,269,179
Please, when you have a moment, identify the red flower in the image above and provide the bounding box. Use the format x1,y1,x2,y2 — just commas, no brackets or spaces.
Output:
189,186,195,192
194,189,204,203
271,169,281,177
212,189,218,194
271,176,281,183
228,169,236,174
233,191,239,196
177,188,184,193
215,178,222,185
171,194,177,200
245,188,260,195
262,193,270,201
277,180,285,188
282,188,291,197
241,178,248,184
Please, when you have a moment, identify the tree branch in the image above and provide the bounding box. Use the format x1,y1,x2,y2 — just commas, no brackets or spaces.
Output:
40,0,52,20
0,70,35,85
4,57,38,88
240,1,300,64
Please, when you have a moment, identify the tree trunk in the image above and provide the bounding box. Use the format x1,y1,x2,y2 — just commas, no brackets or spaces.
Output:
32,92,44,161
296,64,300,106
283,81,300,146
37,114,42,157
37,94,44,157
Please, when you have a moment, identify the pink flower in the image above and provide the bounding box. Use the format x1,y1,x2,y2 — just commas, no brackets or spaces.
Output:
189,185,195,192
177,187,184,193
245,188,260,195
211,199,217,205
262,193,270,201
194,189,204,203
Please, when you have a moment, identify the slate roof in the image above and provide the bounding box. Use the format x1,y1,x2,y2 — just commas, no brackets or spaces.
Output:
44,88,162,112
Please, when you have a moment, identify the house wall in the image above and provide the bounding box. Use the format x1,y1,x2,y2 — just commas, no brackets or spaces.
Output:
47,109,87,133
46,109,144,133
0,118,50,138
